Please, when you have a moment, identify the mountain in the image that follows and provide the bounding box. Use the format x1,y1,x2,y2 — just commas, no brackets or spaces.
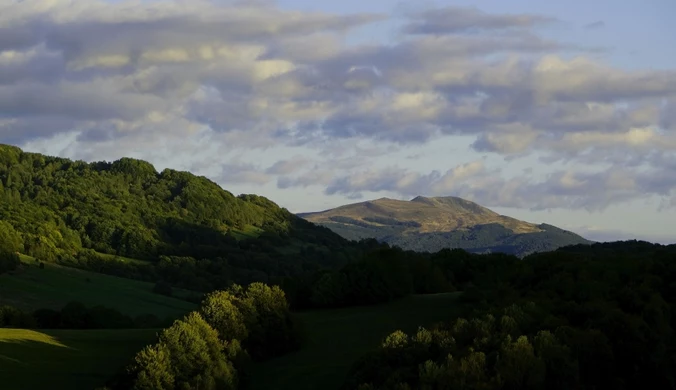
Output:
0,144,354,290
299,196,592,257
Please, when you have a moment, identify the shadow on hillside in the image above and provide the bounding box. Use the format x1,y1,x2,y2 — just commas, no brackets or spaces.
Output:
0,329,156,390
250,292,465,390
0,329,74,365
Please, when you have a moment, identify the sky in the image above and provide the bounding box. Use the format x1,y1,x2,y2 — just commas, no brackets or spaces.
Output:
1,0,675,244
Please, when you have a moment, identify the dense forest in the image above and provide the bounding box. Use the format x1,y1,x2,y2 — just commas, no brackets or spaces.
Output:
344,241,676,389
0,301,172,330
0,144,358,291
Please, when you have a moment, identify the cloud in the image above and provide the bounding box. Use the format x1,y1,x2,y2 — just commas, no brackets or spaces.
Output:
265,157,309,175
1,0,675,214
584,21,606,30
220,162,272,186
324,160,491,198
402,6,557,35
322,163,676,212
573,226,674,244
0,0,382,144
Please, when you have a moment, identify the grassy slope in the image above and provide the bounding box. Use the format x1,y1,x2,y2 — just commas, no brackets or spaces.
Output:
251,293,463,390
0,328,158,390
0,256,195,318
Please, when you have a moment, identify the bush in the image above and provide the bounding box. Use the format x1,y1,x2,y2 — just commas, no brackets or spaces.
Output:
32,308,62,328
0,305,36,328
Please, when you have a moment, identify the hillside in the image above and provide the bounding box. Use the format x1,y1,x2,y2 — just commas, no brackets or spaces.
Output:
0,328,158,390
299,196,592,257
0,256,194,319
0,144,354,291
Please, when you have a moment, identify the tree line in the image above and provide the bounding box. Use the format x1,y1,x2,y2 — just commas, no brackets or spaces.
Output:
0,301,172,330
281,247,519,310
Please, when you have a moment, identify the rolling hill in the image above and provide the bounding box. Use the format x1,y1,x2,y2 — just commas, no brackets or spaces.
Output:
299,196,592,257
0,144,354,291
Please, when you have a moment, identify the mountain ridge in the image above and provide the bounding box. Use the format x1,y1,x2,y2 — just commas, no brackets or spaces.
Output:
299,196,592,257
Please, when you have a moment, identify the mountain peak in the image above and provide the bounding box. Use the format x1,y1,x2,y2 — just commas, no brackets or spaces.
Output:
409,195,493,215
301,195,533,234
298,196,591,257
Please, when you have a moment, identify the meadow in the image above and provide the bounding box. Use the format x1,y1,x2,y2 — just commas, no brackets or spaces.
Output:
251,292,463,390
0,328,158,390
0,256,195,318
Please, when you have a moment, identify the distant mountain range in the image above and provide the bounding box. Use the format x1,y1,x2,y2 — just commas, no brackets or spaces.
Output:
299,196,593,257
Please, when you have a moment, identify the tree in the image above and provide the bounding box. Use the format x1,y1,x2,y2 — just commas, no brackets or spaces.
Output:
0,305,35,328
129,344,175,390
240,283,300,359
496,336,545,389
158,312,237,390
199,290,248,342
0,220,23,254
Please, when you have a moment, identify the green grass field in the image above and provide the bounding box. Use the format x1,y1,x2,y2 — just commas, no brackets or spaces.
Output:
251,293,463,390
0,257,195,318
230,225,264,240
0,328,158,390
93,251,152,265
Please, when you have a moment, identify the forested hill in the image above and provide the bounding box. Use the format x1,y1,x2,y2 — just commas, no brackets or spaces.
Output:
0,144,353,288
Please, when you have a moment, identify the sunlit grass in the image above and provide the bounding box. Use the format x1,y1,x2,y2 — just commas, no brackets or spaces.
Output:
0,328,158,390
0,329,69,348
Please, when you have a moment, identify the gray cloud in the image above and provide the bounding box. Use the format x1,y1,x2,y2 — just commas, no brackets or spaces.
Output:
0,80,168,121
573,226,674,244
278,170,334,189
220,162,272,185
0,116,79,145
322,163,676,212
661,99,676,130
265,157,309,175
1,0,675,214
584,21,606,30
0,0,382,144
402,6,557,35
